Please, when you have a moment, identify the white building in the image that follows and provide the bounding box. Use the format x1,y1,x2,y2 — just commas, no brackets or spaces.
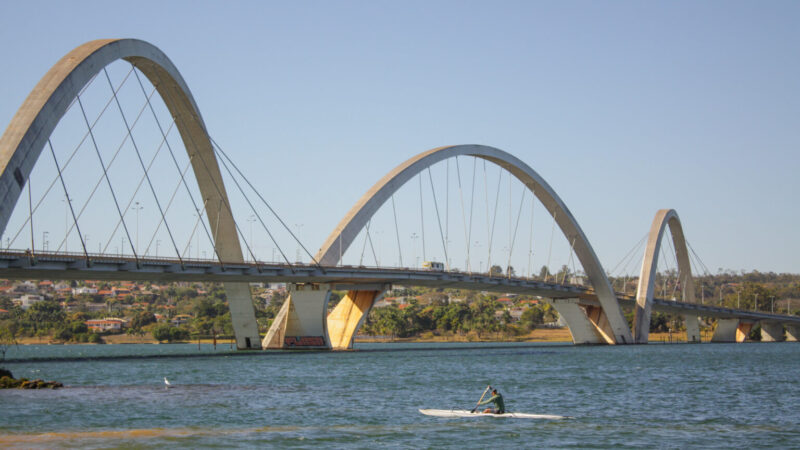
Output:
72,286,98,296
16,294,45,309
14,281,37,293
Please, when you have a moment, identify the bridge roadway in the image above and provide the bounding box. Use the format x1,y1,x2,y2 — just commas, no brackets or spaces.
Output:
1,250,797,326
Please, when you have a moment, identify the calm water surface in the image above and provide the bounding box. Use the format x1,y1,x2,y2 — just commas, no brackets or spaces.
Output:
1,342,799,448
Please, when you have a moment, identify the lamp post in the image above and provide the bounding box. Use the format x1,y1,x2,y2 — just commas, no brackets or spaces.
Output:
131,202,143,252
754,293,759,311
62,197,72,252
294,224,303,263
410,233,418,268
770,296,775,314
247,215,256,262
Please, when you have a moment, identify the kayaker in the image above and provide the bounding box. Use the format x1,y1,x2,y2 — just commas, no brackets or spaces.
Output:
477,388,505,414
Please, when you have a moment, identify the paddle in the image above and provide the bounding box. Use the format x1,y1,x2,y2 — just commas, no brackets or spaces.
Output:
470,385,491,413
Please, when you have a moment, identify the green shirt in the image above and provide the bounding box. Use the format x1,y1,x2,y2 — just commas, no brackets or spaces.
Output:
478,393,505,412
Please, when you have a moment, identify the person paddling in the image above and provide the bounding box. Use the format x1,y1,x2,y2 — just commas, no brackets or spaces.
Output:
476,388,505,414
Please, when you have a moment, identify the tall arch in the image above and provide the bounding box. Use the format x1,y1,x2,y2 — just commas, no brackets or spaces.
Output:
315,145,633,344
633,209,699,343
0,39,260,348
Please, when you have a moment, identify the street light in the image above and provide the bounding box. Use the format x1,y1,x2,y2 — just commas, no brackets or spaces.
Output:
131,202,143,252
247,215,256,262
62,197,72,252
770,296,775,314
42,231,48,252
410,233,419,268
294,224,303,263
754,293,759,311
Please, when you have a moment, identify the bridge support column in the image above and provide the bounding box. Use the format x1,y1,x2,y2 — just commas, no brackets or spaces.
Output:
262,283,331,349
736,321,753,342
327,289,385,350
545,299,604,344
685,315,701,343
583,304,617,344
711,319,739,342
760,321,785,342
786,324,800,342
224,282,262,349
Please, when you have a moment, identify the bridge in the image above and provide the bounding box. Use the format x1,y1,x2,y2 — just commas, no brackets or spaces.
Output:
1,39,797,350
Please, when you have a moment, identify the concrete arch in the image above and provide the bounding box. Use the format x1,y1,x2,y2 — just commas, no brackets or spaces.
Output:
633,209,699,343
0,39,260,348
316,144,633,344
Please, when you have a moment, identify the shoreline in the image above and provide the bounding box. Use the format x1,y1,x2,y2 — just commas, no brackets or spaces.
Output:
8,328,710,346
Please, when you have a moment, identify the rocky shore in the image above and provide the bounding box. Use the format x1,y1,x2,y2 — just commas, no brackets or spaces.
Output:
0,368,63,389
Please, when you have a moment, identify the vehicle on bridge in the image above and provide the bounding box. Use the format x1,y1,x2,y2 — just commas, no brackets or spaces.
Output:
423,261,445,271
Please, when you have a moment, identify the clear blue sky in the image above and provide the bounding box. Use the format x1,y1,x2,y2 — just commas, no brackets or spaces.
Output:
0,1,798,274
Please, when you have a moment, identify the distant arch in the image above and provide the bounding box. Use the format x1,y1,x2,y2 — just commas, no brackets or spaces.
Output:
0,39,260,348
315,144,633,344
633,209,696,343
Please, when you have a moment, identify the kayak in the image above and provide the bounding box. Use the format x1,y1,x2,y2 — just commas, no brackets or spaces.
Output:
419,409,570,420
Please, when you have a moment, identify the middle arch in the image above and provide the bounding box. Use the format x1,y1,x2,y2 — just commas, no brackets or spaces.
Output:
633,209,699,343
316,144,633,344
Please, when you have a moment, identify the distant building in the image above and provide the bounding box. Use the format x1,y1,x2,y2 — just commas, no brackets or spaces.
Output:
497,297,514,307
171,314,193,326
72,286,98,296
13,281,37,293
15,294,45,309
85,318,126,333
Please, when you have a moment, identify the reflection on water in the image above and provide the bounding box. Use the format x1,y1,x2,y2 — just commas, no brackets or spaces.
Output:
2,343,799,448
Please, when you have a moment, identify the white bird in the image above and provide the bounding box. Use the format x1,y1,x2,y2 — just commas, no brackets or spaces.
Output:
164,377,172,388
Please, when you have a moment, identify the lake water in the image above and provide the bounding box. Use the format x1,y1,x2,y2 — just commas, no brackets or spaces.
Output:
1,342,799,448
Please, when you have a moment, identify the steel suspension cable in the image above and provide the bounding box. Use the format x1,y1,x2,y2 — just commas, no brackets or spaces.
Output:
144,177,201,257
391,195,403,267
210,138,320,268
212,145,280,269
131,68,223,264
96,119,175,255
61,85,162,253
103,68,182,264
454,156,471,272
7,68,138,250
527,194,534,278
445,159,449,269
484,163,503,274
418,173,426,263
427,167,449,269
506,187,527,279
149,69,268,268
76,94,138,262
544,210,557,282
563,237,577,284
47,140,89,260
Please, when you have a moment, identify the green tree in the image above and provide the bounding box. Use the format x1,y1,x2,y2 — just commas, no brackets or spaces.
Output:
519,306,544,330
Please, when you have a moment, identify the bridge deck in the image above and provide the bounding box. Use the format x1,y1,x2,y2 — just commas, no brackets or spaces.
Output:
1,250,798,325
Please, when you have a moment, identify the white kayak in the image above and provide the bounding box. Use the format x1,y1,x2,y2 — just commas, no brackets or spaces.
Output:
419,409,570,420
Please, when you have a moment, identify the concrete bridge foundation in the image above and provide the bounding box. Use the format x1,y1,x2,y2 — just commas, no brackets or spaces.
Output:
785,324,800,342
327,289,384,350
685,315,701,343
711,319,739,342
546,298,604,344
760,321,785,342
262,283,331,349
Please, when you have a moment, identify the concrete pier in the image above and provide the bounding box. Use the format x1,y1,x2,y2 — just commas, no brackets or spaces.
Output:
262,284,331,349
760,321,785,342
